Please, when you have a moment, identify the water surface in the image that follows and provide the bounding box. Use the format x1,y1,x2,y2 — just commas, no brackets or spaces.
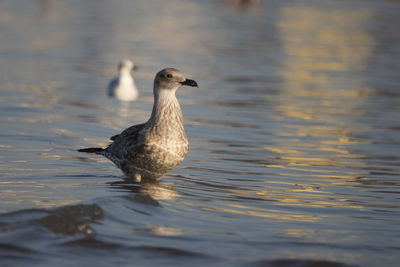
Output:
0,0,399,266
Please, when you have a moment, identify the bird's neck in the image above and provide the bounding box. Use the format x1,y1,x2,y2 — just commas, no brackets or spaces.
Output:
148,89,184,131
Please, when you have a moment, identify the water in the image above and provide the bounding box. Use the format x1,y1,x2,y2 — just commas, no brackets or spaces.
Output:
0,0,399,266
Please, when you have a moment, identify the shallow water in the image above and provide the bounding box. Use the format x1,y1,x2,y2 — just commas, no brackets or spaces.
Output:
1,0,399,266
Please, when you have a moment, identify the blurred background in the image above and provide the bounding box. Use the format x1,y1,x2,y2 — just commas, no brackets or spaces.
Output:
0,0,399,266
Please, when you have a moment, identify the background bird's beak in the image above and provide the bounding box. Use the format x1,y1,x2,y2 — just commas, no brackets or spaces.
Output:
132,65,139,71
181,79,198,88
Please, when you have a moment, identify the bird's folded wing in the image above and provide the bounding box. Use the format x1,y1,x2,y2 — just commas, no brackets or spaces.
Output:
109,123,146,141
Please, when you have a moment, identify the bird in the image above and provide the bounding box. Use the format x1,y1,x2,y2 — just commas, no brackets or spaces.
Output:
107,59,139,101
79,68,198,182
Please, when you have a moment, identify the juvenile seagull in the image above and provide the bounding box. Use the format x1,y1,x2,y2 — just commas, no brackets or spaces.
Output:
79,68,198,182
108,59,139,101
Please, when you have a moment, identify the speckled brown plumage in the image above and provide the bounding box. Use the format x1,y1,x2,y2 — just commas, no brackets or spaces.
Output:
78,68,198,182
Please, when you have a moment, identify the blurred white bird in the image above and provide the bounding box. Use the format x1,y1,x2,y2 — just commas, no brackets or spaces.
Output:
108,59,139,101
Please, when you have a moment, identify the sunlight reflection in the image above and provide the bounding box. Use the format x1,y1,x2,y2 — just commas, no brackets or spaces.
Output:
212,203,322,222
270,4,375,175
260,5,377,217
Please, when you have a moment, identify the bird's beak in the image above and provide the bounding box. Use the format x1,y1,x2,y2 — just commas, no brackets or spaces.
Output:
132,65,139,71
180,79,198,88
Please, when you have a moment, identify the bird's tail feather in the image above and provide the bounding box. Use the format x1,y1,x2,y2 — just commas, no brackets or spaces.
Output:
77,147,104,154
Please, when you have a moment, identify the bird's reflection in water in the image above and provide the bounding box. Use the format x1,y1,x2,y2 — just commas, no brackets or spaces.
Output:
108,178,180,205
115,101,133,119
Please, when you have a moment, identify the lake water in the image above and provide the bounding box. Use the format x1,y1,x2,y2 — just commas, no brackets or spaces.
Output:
0,0,399,266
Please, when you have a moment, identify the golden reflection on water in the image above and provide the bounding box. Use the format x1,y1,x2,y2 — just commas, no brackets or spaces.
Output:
278,7,374,94
179,199,322,223
216,4,377,221
272,4,374,167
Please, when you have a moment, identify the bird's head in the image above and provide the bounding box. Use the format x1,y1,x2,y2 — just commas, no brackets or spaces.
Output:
154,68,198,92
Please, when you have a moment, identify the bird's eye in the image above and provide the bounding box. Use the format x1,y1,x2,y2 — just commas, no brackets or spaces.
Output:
167,74,173,78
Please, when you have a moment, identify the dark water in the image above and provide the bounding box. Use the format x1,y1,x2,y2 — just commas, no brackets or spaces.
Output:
1,0,399,266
